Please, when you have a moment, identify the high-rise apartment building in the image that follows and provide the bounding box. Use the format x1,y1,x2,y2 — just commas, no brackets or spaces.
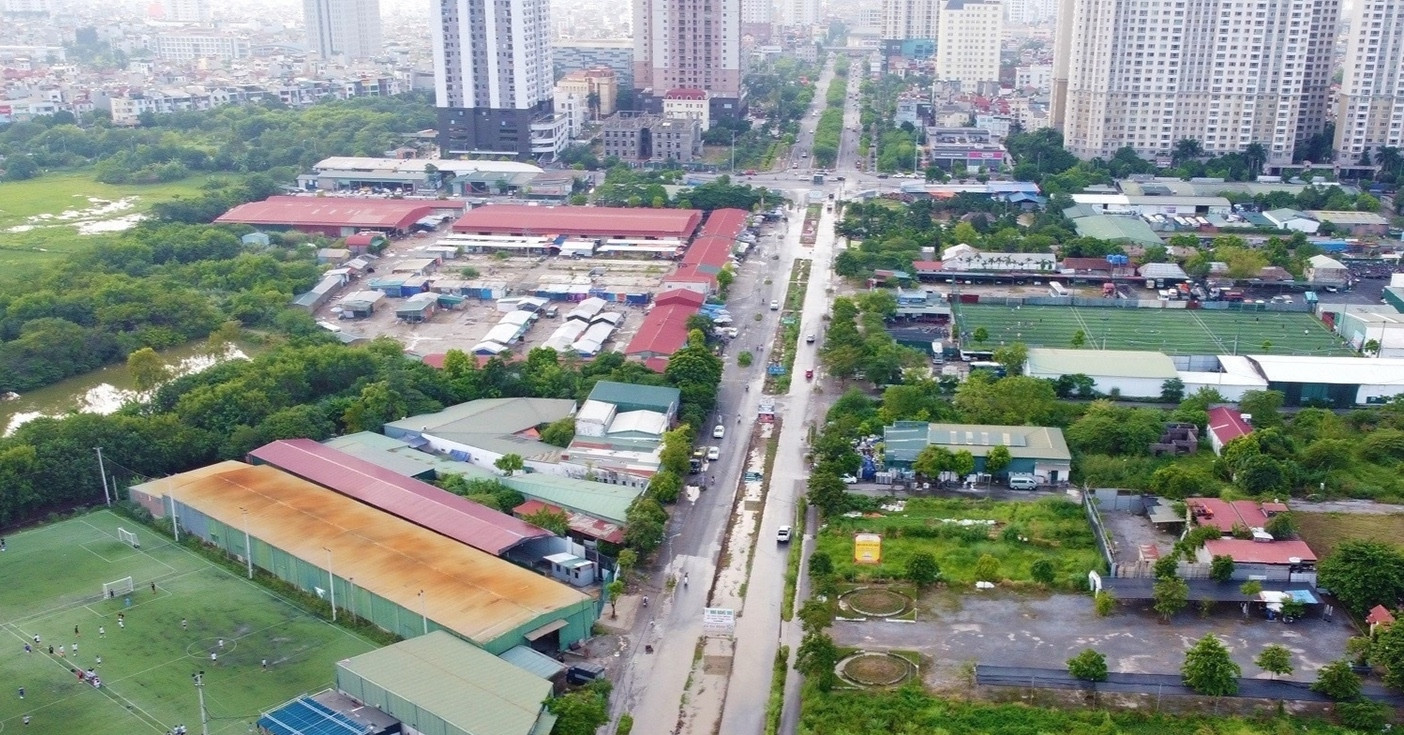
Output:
162,0,209,23
1052,0,1340,167
741,0,772,27
1334,0,1404,164
633,0,742,117
0,0,52,15
780,0,819,27
881,0,939,40
304,0,383,59
434,0,566,158
935,0,1002,90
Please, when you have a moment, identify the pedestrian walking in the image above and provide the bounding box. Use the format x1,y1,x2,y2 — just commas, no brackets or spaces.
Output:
24,643,31,654
71,642,77,656
117,618,125,630
58,645,64,657
22,715,30,726
151,582,156,593
1,537,6,551
74,625,79,637
47,645,53,655
210,652,217,663
218,639,224,649
18,686,24,699
181,618,187,631
32,634,39,644
261,658,268,671
95,655,102,665
98,626,105,638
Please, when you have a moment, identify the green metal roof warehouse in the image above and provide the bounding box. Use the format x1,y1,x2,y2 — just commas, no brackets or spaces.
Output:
336,631,557,735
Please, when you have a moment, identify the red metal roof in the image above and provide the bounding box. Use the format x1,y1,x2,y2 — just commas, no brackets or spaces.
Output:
345,232,379,246
1367,605,1396,626
247,439,551,555
695,208,748,241
1207,406,1253,447
514,499,625,544
685,235,734,270
1188,497,1269,534
664,87,709,100
624,303,694,358
215,196,448,231
654,288,706,308
1203,538,1316,565
912,260,944,273
1061,258,1113,272
452,205,702,239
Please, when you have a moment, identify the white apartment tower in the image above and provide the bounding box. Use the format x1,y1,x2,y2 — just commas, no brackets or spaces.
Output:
1334,0,1404,164
882,0,939,40
304,0,383,59
434,0,563,157
1052,0,1340,167
936,0,1002,89
633,0,742,116
741,0,772,26
162,0,209,23
780,0,820,27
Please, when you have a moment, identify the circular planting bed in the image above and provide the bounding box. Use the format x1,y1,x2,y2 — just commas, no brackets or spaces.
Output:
840,652,915,686
840,587,912,617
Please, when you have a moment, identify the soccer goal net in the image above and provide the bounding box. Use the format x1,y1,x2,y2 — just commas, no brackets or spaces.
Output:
118,527,140,548
102,576,134,599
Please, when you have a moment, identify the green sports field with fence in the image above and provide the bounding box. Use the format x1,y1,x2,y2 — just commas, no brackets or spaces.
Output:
0,510,376,734
952,303,1356,356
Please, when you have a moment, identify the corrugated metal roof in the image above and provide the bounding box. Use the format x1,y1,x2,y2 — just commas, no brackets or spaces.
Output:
504,473,642,525
337,632,553,735
143,462,590,647
247,439,551,556
587,380,680,415
884,421,1071,463
452,205,702,239
499,645,568,679
215,196,448,230
1026,348,1179,380
385,398,577,462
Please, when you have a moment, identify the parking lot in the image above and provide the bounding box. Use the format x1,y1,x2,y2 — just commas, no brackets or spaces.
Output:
309,216,786,357
834,589,1359,691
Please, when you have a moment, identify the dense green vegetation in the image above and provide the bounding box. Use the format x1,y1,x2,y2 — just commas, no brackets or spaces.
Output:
1,94,435,184
798,683,1364,735
590,169,777,211
0,338,720,544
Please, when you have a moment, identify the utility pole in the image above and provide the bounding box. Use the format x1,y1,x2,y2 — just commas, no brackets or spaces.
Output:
239,507,253,579
192,671,209,735
95,447,111,506
730,130,737,173
324,547,336,623
419,589,429,635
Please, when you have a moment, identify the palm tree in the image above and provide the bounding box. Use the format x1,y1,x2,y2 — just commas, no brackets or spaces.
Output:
1242,143,1268,176
1377,147,1402,178
1172,138,1204,167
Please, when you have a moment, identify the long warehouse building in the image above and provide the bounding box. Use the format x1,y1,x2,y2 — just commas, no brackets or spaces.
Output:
130,461,596,654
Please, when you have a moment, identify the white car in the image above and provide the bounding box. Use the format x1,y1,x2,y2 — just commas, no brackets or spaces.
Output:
806,333,816,344
841,474,859,484
777,526,792,543
713,424,726,439
770,299,780,310
707,446,721,461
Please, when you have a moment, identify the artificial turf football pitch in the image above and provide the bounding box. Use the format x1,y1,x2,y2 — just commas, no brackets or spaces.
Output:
0,510,376,734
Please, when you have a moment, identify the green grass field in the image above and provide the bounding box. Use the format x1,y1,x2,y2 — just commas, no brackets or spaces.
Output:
815,496,1101,590
0,171,233,275
954,303,1356,356
0,511,376,734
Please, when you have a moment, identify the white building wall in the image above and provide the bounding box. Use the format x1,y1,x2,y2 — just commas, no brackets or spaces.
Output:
936,0,1002,90
1333,0,1404,163
1053,0,1341,166
304,0,383,60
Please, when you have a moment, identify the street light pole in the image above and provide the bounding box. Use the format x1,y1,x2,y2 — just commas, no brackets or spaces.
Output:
730,131,737,173
419,589,428,635
239,507,253,579
95,447,112,506
324,547,336,622
192,671,209,735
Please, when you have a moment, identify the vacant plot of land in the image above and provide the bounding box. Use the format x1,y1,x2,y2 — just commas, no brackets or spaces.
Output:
815,496,1101,589
954,303,1353,356
0,171,232,273
1296,511,1404,558
0,511,376,734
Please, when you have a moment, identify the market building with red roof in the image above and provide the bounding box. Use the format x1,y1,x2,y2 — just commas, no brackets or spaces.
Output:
247,439,551,557
451,204,702,240
215,196,463,237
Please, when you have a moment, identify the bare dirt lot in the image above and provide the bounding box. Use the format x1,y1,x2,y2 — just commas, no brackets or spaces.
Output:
834,589,1359,692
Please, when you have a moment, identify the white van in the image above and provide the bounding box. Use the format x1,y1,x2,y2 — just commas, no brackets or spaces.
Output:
1008,475,1039,490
